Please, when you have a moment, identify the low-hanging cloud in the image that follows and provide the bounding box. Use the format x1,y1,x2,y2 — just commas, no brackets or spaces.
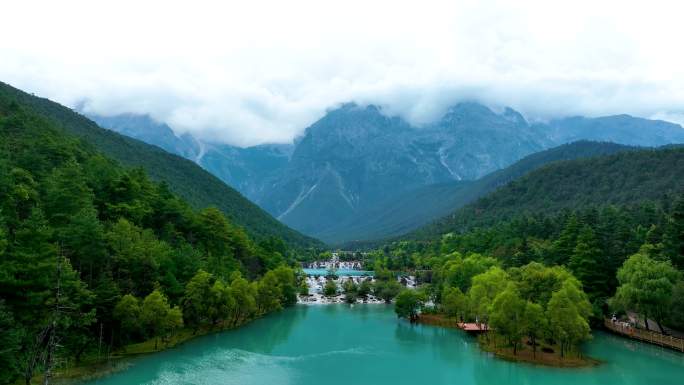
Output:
2,0,684,146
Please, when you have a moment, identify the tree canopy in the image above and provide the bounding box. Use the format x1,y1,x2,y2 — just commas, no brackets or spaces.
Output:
0,88,303,384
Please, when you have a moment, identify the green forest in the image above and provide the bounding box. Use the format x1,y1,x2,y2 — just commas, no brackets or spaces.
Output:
409,147,684,240
373,144,684,360
0,81,322,249
0,87,304,384
383,195,684,358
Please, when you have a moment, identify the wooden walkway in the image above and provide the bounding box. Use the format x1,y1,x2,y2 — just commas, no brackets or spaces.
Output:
604,319,684,352
458,322,489,334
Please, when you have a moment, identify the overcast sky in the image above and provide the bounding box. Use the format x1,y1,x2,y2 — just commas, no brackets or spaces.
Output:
2,0,684,146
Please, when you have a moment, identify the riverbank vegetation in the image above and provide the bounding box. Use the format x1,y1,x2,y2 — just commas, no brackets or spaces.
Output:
387,195,684,364
0,93,301,384
395,260,593,361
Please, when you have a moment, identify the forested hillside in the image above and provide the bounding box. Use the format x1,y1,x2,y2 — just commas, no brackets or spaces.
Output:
410,146,684,240
322,141,636,244
0,82,322,249
0,90,304,384
374,197,684,328
368,147,684,338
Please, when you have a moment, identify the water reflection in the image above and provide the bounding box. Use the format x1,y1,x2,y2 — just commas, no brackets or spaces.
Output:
394,320,474,367
194,305,308,355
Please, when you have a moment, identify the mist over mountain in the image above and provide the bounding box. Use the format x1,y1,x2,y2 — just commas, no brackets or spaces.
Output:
90,102,684,243
90,114,294,197
90,114,202,160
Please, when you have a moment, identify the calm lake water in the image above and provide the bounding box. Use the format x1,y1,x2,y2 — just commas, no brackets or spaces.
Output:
302,268,373,276
83,305,684,385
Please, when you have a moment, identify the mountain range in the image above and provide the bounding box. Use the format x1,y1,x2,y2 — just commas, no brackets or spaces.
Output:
90,102,684,244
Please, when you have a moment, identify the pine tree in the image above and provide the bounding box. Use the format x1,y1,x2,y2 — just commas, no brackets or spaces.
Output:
550,214,580,265
569,225,607,300
0,301,22,383
663,197,684,269
2,209,58,319
42,161,95,227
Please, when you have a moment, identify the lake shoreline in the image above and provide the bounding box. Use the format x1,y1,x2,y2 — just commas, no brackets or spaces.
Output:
22,314,275,385
479,339,602,368
44,300,390,384
416,313,600,368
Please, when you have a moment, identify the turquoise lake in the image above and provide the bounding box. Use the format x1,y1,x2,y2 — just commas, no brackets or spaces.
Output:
82,304,684,385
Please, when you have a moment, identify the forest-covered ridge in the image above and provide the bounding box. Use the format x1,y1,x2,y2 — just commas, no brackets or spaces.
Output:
0,81,323,249
407,145,684,241
322,141,638,244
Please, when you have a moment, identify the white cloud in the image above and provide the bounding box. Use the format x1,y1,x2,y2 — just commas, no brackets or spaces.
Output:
1,0,683,146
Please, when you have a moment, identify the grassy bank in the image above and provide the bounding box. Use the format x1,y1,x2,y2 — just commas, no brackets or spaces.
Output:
417,313,599,368
416,313,463,329
479,335,600,368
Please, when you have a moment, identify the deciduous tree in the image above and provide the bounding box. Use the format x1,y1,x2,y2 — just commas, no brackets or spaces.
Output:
611,246,681,331
489,284,526,355
395,289,424,322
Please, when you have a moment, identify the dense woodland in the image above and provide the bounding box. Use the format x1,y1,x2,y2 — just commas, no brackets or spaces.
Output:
408,146,684,240
0,81,322,249
386,196,684,356
0,90,302,384
380,147,684,358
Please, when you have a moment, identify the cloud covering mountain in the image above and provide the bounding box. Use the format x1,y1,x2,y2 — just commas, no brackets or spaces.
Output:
3,0,684,146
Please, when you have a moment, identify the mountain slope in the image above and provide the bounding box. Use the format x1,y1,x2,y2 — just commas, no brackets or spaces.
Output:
409,146,684,240
318,141,637,244
89,113,293,200
0,81,322,248
81,101,684,243
260,103,546,236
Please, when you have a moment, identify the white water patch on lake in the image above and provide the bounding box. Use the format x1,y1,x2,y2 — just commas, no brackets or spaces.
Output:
298,274,416,304
143,348,296,385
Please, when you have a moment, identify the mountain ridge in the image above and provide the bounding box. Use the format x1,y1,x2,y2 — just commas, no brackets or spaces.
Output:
86,100,684,242
0,81,322,249
408,145,684,242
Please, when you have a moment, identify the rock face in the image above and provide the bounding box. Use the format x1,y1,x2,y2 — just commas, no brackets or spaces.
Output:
90,103,684,243
255,103,547,236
